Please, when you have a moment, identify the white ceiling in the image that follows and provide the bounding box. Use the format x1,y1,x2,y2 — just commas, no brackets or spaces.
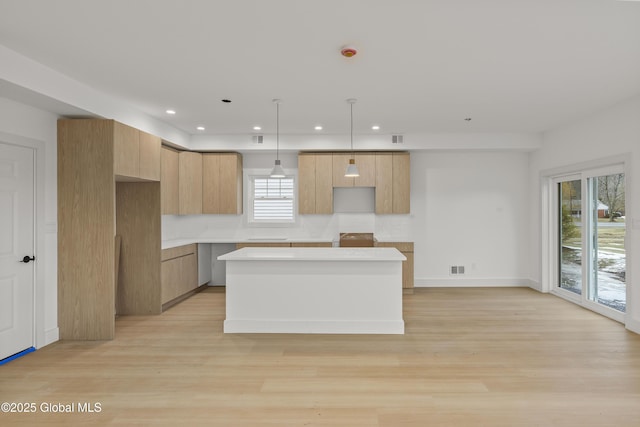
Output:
1,0,639,138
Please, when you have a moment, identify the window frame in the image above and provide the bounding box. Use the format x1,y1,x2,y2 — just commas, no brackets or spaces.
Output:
246,173,297,226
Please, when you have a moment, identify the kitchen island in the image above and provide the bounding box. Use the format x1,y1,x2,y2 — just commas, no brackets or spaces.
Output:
218,247,405,334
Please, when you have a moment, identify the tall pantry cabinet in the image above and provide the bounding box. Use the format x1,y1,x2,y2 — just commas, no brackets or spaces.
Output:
58,119,162,340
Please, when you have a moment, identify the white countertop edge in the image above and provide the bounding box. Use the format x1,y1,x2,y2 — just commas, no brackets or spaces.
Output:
218,247,406,262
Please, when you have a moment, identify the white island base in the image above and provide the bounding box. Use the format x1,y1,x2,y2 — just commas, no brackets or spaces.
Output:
218,247,405,334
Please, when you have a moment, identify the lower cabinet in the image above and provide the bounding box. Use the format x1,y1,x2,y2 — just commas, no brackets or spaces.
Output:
375,242,414,288
161,244,198,308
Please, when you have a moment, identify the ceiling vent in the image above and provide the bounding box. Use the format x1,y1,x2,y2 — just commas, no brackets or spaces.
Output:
392,135,404,144
252,135,264,144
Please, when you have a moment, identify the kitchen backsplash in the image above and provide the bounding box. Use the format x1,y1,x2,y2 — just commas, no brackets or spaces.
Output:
161,212,412,242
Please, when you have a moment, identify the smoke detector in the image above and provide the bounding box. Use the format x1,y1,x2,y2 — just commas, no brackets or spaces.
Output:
341,45,357,58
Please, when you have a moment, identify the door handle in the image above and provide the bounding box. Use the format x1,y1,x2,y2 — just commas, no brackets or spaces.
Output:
20,255,35,263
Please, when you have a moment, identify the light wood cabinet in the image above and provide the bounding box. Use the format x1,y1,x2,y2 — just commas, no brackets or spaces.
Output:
138,131,161,181
58,119,162,340
291,242,333,247
161,244,198,307
375,152,410,214
161,146,179,214
332,153,375,187
114,122,139,178
299,151,408,215
113,123,161,181
375,241,414,288
179,151,203,215
375,153,393,214
298,153,333,214
392,152,411,214
203,153,243,214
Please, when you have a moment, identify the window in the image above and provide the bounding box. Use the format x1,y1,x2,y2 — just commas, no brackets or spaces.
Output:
249,176,295,223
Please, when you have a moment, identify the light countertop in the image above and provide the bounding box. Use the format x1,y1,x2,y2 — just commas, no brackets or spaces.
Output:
218,247,406,262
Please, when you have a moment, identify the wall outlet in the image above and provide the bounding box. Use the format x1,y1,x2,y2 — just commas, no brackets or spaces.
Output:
450,265,465,275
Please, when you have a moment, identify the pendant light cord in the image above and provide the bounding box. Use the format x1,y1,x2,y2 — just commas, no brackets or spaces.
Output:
276,102,280,161
350,101,354,158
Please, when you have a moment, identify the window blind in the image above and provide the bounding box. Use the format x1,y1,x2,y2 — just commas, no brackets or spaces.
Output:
252,177,294,221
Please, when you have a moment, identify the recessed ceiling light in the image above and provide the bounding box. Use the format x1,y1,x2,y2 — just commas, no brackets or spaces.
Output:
196,126,205,131
464,117,472,121
253,126,262,131
166,109,176,115
221,99,232,103
314,125,323,131
371,125,380,130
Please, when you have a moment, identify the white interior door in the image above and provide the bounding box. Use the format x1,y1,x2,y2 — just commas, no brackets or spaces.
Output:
0,142,35,361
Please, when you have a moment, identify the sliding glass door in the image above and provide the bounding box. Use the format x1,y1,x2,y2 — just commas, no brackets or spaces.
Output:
553,166,626,320
586,173,626,312
558,177,582,296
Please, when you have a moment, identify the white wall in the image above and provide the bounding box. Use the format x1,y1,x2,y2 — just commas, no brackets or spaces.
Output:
529,95,640,333
0,97,59,347
412,151,530,286
164,150,532,287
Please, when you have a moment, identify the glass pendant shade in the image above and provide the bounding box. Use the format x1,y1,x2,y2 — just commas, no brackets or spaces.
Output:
345,158,359,177
270,159,286,178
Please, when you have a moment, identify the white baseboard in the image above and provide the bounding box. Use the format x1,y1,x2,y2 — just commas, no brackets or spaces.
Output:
625,317,640,335
224,319,405,334
43,327,59,347
416,277,536,288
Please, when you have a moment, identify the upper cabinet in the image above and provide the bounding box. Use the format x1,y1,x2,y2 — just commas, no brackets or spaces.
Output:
138,131,161,181
203,153,243,214
300,151,409,215
161,147,179,215
332,153,375,187
179,151,203,215
113,122,161,181
298,153,333,214
160,150,243,216
375,152,410,214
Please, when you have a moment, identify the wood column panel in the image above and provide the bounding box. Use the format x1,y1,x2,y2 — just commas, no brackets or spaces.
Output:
57,119,115,340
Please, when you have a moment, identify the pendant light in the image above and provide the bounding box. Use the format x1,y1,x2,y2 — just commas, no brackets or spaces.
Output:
345,98,360,177
270,99,285,178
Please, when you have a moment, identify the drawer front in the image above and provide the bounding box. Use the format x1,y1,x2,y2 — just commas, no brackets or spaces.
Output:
162,243,197,261
161,253,197,304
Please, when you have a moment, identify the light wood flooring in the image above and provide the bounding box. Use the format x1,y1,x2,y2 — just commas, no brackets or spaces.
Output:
2,287,640,426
